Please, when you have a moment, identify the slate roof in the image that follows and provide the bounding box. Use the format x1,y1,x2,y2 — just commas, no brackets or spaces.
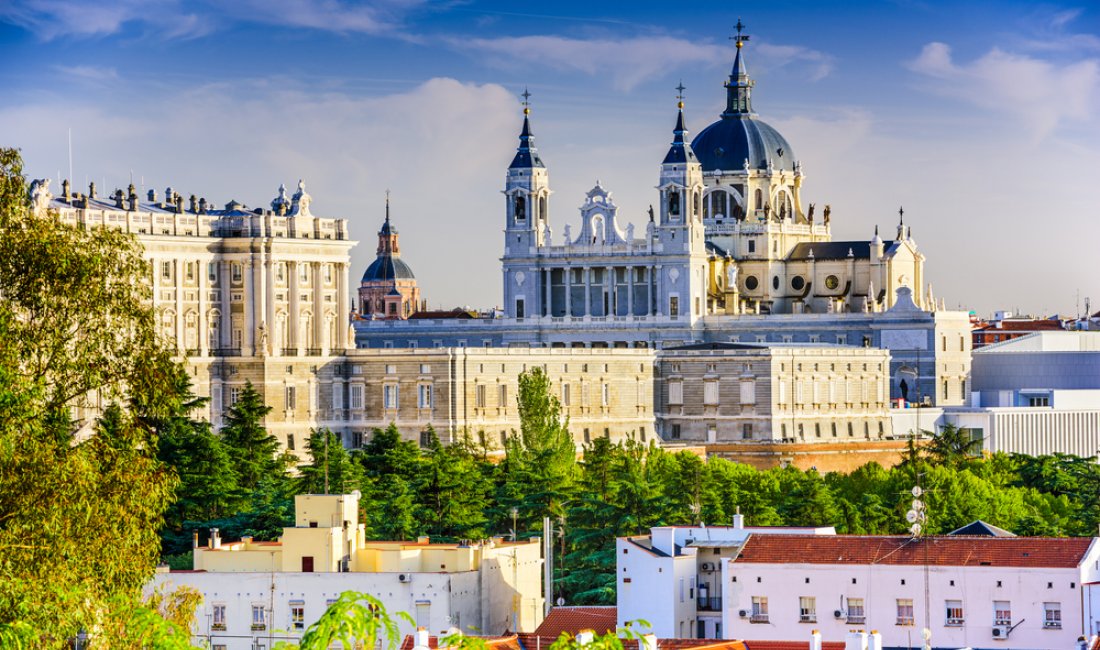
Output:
787,241,871,261
662,109,698,166
361,255,416,283
691,116,795,173
733,534,1093,568
509,115,545,169
408,309,476,320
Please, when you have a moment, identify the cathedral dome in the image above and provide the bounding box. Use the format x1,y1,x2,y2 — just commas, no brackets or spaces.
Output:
361,255,415,283
690,116,795,173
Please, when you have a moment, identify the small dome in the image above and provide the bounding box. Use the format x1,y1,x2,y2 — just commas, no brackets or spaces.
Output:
361,255,416,283
690,115,795,173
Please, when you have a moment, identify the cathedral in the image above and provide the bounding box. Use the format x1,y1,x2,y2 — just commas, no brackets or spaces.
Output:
357,194,421,320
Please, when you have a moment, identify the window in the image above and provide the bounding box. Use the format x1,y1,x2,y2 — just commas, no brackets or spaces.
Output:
251,604,266,630
290,601,305,631
286,433,295,451
1043,602,1061,628
703,380,719,405
332,385,343,410
515,298,525,319
418,384,432,409
324,264,333,283
945,599,964,626
669,381,683,405
799,596,816,623
299,264,309,283
671,424,681,439
751,596,768,623
847,598,865,624
385,364,397,374
384,384,399,410
669,296,679,317
896,598,914,625
185,262,195,281
943,380,949,400
419,430,433,448
475,384,486,408
993,600,1011,626
232,263,242,283
601,383,610,406
498,384,509,408
161,261,172,279
561,383,571,406
230,387,242,405
349,384,364,410
742,423,753,440
285,386,296,410
747,239,755,253
583,428,590,443
208,262,217,282
419,364,431,374
1028,395,1050,407
212,603,226,630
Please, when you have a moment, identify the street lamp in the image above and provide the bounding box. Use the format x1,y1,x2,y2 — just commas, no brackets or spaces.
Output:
511,507,518,541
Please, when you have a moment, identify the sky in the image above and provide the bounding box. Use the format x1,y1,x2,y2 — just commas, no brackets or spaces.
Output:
0,0,1097,317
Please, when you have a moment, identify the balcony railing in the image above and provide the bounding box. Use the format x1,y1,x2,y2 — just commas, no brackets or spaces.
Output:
799,614,817,623
846,616,866,625
696,596,722,612
749,614,769,624
281,348,298,356
896,617,914,626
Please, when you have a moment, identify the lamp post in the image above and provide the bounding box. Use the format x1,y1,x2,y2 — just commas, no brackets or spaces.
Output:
511,507,519,541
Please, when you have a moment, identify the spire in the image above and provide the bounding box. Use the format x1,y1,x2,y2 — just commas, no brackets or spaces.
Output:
380,189,393,234
663,82,698,165
509,87,545,169
377,190,399,256
723,18,755,117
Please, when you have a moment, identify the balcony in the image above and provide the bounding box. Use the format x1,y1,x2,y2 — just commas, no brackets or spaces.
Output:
749,614,769,624
211,623,226,631
945,618,965,627
799,615,817,624
281,348,298,356
697,597,722,612
305,348,322,356
847,616,866,625
896,617,914,626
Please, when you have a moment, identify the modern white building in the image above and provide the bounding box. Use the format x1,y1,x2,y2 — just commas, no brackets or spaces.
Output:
722,533,1100,650
616,519,836,640
150,494,545,650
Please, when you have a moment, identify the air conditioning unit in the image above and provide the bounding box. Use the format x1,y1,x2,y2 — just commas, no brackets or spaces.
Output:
398,573,412,583
700,562,714,572
833,609,845,619
992,625,1009,639
738,610,748,618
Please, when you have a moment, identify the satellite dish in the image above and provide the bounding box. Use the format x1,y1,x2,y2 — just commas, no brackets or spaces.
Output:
912,486,923,497
922,627,932,641
910,523,922,536
912,499,923,511
906,510,918,523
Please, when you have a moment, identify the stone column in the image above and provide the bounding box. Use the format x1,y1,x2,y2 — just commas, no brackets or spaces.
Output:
336,262,349,352
627,266,634,317
174,258,185,352
243,259,255,356
288,261,300,353
564,266,572,317
312,262,324,353
584,267,592,318
219,261,231,349
264,255,276,356
198,259,208,356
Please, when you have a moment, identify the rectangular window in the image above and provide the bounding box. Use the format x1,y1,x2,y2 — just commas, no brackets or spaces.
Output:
945,599,964,626
799,596,816,623
561,383,571,406
251,604,266,630
671,423,681,439
993,600,1011,626
208,262,217,282
230,387,242,405
847,598,865,624
896,598,914,626
286,433,295,451
232,263,242,283
185,261,195,281
742,423,753,440
515,298,525,319
475,384,486,408
669,296,679,317
703,380,719,405
384,384,399,410
161,260,172,279
290,601,305,631
751,596,768,622
324,264,333,283
332,385,343,410
349,384,364,410
419,430,432,448
285,386,296,410
418,384,432,409
212,603,227,630
1028,395,1050,407
669,381,683,405
299,264,309,283
601,383,610,406
1043,602,1061,628
498,384,508,408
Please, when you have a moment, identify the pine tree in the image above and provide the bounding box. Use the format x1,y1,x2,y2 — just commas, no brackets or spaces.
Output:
220,381,281,491
298,428,367,496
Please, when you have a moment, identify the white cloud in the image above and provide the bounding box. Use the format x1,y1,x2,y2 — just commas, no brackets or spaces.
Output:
755,43,835,81
908,41,1099,137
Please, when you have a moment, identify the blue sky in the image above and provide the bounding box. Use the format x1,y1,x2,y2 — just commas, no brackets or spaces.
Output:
1,1,1098,316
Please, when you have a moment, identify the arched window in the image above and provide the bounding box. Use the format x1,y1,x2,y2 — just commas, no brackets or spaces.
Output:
514,195,526,222
539,195,547,221
693,192,700,217
668,191,680,216
754,188,763,211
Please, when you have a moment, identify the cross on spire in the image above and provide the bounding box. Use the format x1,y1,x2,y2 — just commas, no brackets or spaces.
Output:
520,87,532,115
675,81,686,109
385,189,391,221
731,18,750,48
898,205,905,224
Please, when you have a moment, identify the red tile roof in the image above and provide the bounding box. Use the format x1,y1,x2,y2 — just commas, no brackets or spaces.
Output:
515,634,746,650
400,634,521,650
533,606,618,640
742,642,845,650
974,320,1065,332
733,535,1094,568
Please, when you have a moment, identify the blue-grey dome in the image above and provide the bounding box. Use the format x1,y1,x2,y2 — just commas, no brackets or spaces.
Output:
690,115,795,173
361,255,415,283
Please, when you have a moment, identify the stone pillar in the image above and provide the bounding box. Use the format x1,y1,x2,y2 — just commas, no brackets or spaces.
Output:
627,266,634,317
725,288,740,315
198,259,208,356
243,259,255,355
219,261,231,349
288,261,300,353
543,268,551,318
584,267,592,318
564,266,572,317
264,256,275,356
312,262,324,353
606,266,614,316
336,262,349,352
174,258,185,352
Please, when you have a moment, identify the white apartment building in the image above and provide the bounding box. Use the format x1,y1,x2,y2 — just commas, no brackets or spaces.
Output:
616,518,836,639
722,534,1100,650
150,494,544,650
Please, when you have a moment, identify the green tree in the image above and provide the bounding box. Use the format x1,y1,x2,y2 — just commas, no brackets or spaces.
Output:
0,148,182,644
220,381,281,490
925,423,983,467
298,428,367,496
417,429,492,540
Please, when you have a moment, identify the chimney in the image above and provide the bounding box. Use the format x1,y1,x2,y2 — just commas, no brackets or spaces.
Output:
62,179,71,202
127,184,137,211
809,630,822,650
575,630,595,646
210,527,221,549
192,530,199,550
418,535,430,545
845,631,867,650
866,631,882,650
189,194,198,213
732,507,744,529
641,633,658,650
148,189,157,203
114,189,125,209
88,181,97,199
651,527,676,556
413,627,431,650
198,197,207,214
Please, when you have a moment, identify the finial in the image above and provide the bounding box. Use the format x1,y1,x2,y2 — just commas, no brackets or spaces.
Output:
676,81,686,110
731,18,750,48
521,87,532,115
898,205,904,224
385,189,391,221
875,224,879,236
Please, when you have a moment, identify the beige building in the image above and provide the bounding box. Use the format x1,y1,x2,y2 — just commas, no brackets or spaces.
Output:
153,493,544,649
656,343,898,469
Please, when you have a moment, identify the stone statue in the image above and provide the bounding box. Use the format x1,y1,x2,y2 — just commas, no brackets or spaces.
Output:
647,204,655,222
28,178,52,215
763,203,771,219
290,179,312,217
626,222,635,241
823,204,831,225
563,224,572,244
807,203,815,222
257,321,269,354
726,264,738,288
743,158,750,172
